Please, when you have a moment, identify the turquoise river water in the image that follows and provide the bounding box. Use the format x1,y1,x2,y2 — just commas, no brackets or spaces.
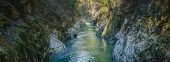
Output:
50,23,114,62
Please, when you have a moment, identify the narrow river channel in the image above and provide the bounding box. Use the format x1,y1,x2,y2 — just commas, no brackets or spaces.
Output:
50,23,114,62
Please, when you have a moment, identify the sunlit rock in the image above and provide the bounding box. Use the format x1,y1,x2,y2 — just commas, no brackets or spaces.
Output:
113,20,170,62
49,31,66,53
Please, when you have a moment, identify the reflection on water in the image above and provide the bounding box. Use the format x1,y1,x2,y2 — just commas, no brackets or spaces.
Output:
50,23,113,62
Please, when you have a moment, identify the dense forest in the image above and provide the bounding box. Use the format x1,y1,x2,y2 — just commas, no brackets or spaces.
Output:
0,0,169,62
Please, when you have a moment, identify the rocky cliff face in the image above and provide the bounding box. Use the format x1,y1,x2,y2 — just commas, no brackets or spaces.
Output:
114,18,170,62
84,0,169,61
0,0,80,61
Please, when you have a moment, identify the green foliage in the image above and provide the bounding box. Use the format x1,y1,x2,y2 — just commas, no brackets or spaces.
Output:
99,6,109,14
101,0,108,5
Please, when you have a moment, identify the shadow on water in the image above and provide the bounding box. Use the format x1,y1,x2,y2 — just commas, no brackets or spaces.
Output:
49,23,114,62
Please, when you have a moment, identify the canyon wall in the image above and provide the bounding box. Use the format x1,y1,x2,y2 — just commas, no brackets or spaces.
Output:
0,0,80,61
84,0,169,61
